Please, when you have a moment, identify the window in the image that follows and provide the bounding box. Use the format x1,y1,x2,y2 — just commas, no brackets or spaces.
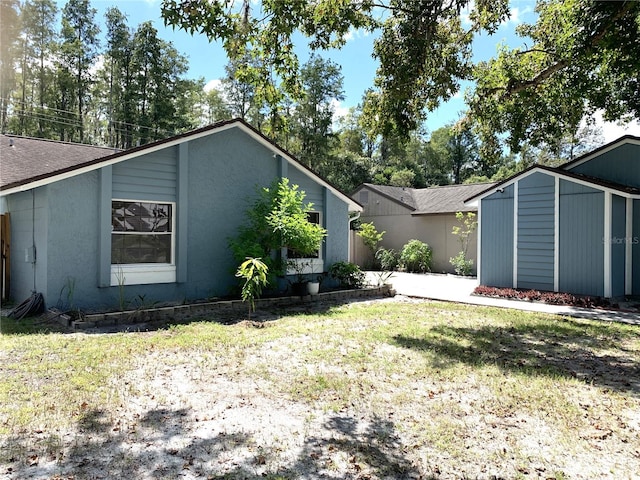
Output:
110,200,175,285
287,211,321,259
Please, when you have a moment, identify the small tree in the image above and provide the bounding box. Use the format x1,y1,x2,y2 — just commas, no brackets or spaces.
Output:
357,222,384,269
235,257,269,319
449,211,477,276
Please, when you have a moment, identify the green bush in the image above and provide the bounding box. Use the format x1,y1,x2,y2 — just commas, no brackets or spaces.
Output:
449,251,474,276
375,247,399,271
329,261,366,288
400,240,432,273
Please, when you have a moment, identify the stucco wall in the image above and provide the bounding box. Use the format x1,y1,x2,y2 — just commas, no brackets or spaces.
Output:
6,189,48,305
5,126,353,311
354,213,478,274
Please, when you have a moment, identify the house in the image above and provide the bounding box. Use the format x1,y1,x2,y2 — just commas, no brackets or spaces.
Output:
465,135,640,298
351,182,496,273
0,119,362,311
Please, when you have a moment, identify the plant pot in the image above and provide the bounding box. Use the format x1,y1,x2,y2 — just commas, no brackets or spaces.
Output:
307,281,320,295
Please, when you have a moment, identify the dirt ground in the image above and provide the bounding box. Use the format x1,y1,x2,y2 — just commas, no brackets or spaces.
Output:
3,296,640,480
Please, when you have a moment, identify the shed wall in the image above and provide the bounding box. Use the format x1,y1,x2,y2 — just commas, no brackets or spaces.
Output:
480,184,514,287
558,181,604,296
634,200,640,295
610,195,626,298
517,173,555,291
567,143,640,188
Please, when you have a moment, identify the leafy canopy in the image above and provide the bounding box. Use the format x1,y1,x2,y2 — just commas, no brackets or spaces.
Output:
161,0,640,151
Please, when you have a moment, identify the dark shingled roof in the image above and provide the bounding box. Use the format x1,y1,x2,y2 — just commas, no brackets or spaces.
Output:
0,134,117,190
358,182,496,214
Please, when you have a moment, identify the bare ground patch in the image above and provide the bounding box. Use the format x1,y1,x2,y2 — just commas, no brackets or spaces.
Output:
2,297,640,479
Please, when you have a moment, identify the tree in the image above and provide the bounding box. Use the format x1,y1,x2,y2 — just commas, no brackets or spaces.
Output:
0,0,21,132
59,0,100,142
470,0,640,156
290,54,344,172
161,0,640,149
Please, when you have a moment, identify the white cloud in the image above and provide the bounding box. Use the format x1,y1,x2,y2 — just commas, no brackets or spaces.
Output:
331,99,350,124
343,27,371,42
204,78,223,93
590,111,640,144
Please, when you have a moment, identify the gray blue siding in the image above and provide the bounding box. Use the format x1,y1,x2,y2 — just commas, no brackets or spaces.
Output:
634,200,640,295
567,143,640,188
112,148,177,201
558,181,604,296
610,195,626,297
517,173,555,291
480,184,514,287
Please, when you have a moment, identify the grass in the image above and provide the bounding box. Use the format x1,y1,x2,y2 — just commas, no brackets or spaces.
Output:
1,300,639,479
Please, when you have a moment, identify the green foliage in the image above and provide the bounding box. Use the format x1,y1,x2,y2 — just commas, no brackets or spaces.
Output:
449,212,478,276
328,261,366,289
162,0,640,153
230,178,326,287
235,257,269,318
449,251,474,277
357,222,385,255
375,247,399,271
400,240,432,273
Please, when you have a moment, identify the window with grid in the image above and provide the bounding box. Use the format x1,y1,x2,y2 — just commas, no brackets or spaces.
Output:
111,201,173,265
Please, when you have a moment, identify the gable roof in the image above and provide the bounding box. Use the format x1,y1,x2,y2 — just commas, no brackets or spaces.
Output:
355,182,496,215
0,118,362,212
559,134,640,171
464,164,640,205
464,135,640,205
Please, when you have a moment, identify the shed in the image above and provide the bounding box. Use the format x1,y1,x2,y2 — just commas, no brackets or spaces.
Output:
466,135,640,298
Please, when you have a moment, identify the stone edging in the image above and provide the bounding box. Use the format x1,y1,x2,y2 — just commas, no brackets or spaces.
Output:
71,285,393,330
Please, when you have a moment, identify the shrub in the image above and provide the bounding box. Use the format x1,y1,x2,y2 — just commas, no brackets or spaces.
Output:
375,247,399,271
399,240,432,273
449,251,474,276
329,261,366,288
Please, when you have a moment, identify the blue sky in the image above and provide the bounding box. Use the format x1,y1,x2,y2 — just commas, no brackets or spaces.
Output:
70,0,640,142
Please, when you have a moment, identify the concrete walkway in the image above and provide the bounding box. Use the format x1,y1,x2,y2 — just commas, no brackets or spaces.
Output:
368,272,640,325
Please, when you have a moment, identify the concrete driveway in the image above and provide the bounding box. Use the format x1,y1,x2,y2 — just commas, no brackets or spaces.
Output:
368,271,640,325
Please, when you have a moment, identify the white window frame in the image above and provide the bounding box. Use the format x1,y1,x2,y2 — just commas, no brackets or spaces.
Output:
286,211,324,275
110,199,176,286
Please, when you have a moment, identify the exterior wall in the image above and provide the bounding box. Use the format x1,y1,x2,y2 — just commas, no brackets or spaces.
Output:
567,143,640,188
517,173,555,291
558,181,604,296
6,188,48,305
7,126,353,311
355,187,414,216
634,200,640,295
353,186,478,273
112,147,178,202
324,189,350,268
479,184,514,287
610,195,626,297
413,214,478,274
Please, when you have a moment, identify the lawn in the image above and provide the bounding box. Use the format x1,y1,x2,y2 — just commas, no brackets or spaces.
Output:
1,298,639,479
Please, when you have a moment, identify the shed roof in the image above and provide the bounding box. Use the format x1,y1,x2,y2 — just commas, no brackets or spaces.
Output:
464,164,640,205
0,119,362,212
356,182,496,215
